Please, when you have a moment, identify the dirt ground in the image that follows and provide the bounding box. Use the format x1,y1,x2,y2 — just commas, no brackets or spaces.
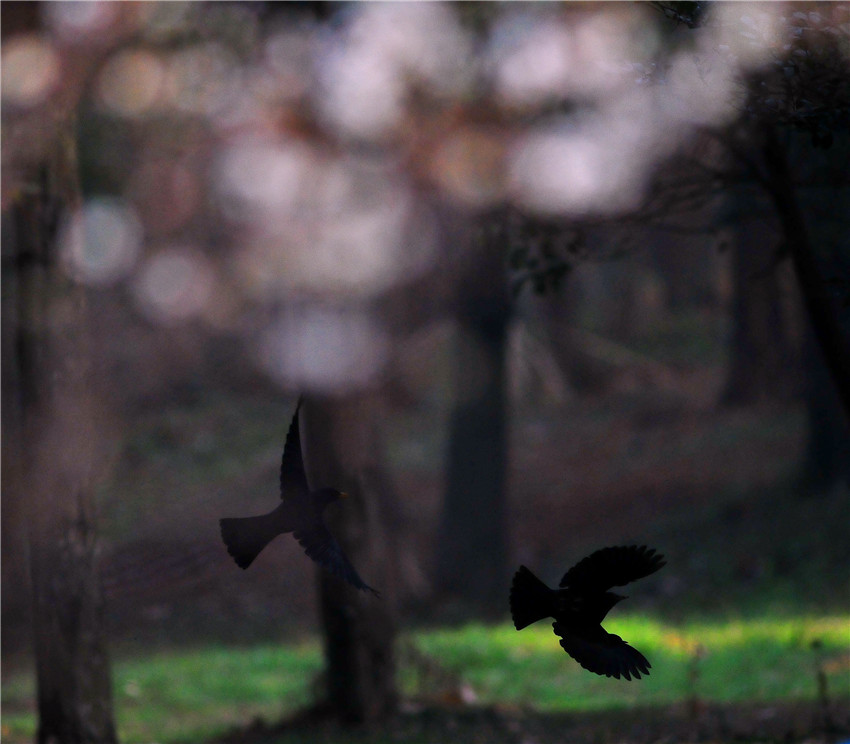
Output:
217,699,850,744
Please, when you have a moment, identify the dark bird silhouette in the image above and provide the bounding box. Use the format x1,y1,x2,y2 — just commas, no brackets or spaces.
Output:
510,545,665,680
219,398,379,596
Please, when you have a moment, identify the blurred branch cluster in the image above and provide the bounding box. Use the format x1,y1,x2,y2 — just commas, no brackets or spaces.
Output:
3,1,849,390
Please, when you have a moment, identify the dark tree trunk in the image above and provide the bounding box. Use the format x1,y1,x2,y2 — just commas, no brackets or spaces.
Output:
799,328,850,494
3,6,116,732
760,125,850,422
756,126,850,493
3,139,117,742
434,219,511,615
720,217,798,405
301,395,397,724
1,224,33,663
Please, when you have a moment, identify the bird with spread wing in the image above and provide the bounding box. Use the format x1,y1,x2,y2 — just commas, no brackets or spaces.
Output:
219,398,379,596
510,545,665,680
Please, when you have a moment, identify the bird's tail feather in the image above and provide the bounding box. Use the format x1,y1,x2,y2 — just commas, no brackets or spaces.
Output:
220,513,280,569
510,565,556,630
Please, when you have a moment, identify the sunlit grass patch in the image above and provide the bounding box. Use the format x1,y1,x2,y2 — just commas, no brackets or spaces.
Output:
113,642,322,742
410,615,850,710
2,615,847,743
1,642,322,744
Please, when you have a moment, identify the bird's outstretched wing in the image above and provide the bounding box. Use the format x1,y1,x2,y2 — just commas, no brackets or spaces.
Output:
552,621,651,680
280,398,311,500
293,526,380,597
559,545,665,591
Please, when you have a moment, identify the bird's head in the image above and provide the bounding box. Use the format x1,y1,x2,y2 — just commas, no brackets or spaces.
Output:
314,487,349,508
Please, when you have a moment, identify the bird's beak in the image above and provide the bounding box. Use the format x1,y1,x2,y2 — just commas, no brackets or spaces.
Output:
339,491,349,499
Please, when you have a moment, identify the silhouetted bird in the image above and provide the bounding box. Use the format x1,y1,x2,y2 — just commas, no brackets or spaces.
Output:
510,545,665,680
220,398,379,596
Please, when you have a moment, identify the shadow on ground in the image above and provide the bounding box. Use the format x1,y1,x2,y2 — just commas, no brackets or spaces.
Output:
216,699,850,744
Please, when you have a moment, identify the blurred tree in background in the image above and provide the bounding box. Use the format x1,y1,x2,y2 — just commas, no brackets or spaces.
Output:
2,5,119,742
2,1,849,739
301,393,398,722
434,216,512,615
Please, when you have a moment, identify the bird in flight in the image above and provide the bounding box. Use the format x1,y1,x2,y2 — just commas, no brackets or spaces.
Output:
509,545,665,680
220,398,379,596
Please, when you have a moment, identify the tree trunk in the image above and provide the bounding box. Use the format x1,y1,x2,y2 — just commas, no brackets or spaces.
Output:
301,394,397,724
720,216,798,405
4,134,117,742
799,327,850,494
760,125,850,421
3,3,117,729
434,217,511,615
757,126,850,493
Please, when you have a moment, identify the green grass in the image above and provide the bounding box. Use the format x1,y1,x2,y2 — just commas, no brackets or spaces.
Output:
3,615,848,744
412,615,850,709
2,642,323,744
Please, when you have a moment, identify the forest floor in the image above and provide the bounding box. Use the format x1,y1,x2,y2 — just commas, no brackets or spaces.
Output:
4,357,850,743
83,376,848,648
217,700,850,744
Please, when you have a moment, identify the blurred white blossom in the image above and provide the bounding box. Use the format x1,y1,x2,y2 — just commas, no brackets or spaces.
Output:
258,305,389,391
59,198,142,286
317,2,473,140
132,247,215,324
1,35,60,107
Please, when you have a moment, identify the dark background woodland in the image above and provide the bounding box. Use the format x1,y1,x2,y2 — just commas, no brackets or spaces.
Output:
2,2,849,743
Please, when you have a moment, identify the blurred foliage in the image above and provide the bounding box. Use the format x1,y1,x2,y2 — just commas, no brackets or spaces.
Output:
504,214,585,297
650,2,707,30
508,3,850,293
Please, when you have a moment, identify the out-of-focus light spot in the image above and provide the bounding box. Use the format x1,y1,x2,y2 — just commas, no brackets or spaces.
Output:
258,306,389,392
263,30,315,104
138,2,191,38
43,1,119,42
663,50,738,127
570,9,655,92
711,4,783,70
129,161,200,235
508,123,643,217
209,88,269,135
362,2,472,94
233,196,425,300
216,137,313,217
319,35,404,141
489,7,653,105
311,181,423,291
133,248,214,324
1,35,60,107
164,43,241,117
218,138,435,299
493,21,574,105
59,198,142,285
318,3,472,140
97,49,166,117
484,4,766,221
431,128,507,207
